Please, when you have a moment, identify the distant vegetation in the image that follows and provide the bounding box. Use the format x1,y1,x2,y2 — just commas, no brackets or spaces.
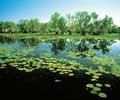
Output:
0,11,120,35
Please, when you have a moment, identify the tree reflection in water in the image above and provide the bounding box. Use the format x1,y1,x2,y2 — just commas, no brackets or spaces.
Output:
51,38,115,56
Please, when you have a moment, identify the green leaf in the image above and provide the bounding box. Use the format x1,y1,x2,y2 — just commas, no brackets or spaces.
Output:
98,92,107,98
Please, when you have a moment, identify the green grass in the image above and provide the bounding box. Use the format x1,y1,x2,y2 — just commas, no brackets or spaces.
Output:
0,33,120,40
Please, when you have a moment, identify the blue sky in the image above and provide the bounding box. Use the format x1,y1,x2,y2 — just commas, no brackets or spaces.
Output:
0,0,120,26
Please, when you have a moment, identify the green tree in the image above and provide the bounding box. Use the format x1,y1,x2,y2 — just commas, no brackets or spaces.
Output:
91,12,98,22
66,14,77,35
18,19,30,33
75,11,91,35
40,23,50,33
18,19,41,33
29,18,40,33
50,12,60,34
0,21,4,32
111,25,120,33
0,21,17,33
101,16,113,34
58,16,66,34
90,12,99,34
0,11,117,35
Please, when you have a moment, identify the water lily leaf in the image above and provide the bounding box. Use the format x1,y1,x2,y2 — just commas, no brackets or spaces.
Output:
98,92,107,98
95,83,103,87
104,84,111,88
93,87,101,92
91,78,97,81
86,84,94,88
90,90,97,95
54,79,62,83
68,73,74,76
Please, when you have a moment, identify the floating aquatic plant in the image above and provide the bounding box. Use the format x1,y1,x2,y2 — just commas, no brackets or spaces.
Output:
86,84,94,88
93,87,101,92
95,83,103,87
90,90,97,95
104,84,111,88
98,92,107,98
54,79,62,83
68,73,74,76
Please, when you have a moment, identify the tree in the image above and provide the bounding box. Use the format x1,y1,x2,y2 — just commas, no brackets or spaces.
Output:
111,25,120,33
66,14,77,35
0,21,4,32
90,12,99,34
95,20,102,35
29,18,40,33
6,21,17,33
0,11,118,35
0,21,17,33
18,19,30,33
58,16,66,34
50,12,60,34
18,19,41,33
100,16,113,34
91,12,98,22
40,23,50,33
75,11,91,35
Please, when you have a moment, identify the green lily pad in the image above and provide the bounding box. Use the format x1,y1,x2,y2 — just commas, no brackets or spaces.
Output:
93,87,101,92
95,83,103,87
52,70,57,73
85,72,91,75
91,78,97,81
68,73,74,76
104,84,111,88
54,79,62,83
92,75,99,79
98,92,107,98
49,68,54,71
90,90,97,95
86,84,94,88
59,72,64,75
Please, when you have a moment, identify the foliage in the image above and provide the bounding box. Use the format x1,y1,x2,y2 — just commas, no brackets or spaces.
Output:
18,18,41,33
1,11,120,34
0,21,18,33
98,93,107,98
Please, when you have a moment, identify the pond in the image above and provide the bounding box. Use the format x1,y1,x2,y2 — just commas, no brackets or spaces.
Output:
0,36,120,99
0,37,120,69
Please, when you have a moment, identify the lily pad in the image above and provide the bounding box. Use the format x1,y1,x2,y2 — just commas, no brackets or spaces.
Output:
95,83,103,87
92,75,99,79
90,90,97,95
85,72,91,75
93,87,101,92
91,78,97,81
54,79,62,83
86,84,94,88
98,92,107,98
104,84,111,88
68,73,74,76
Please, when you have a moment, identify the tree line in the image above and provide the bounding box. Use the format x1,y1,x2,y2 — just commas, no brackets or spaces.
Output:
0,11,120,35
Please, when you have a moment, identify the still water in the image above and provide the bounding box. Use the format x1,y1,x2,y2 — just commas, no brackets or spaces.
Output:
0,37,120,66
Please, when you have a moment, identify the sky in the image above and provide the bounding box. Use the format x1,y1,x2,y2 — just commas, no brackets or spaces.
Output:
0,0,120,26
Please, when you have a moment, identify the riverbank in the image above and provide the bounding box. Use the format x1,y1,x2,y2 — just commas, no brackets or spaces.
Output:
0,33,120,40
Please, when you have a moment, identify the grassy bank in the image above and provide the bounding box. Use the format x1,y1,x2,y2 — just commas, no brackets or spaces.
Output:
0,33,120,40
